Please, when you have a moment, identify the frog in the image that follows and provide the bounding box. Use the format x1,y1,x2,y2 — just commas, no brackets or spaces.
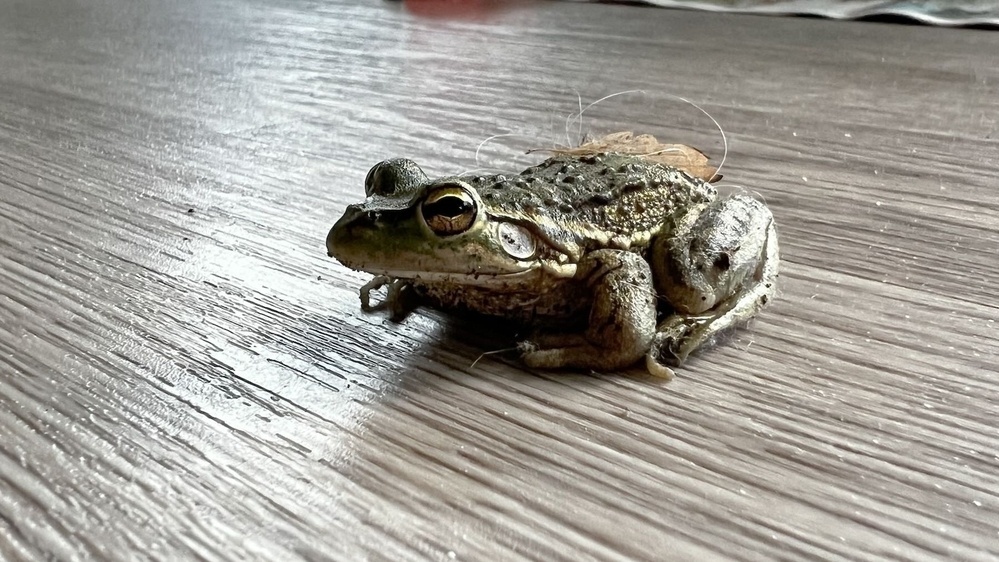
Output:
326,151,779,378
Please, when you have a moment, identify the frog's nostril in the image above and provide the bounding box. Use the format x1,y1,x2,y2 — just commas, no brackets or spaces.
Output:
336,204,364,223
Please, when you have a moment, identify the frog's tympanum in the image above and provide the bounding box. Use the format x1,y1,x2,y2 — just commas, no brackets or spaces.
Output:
327,150,778,378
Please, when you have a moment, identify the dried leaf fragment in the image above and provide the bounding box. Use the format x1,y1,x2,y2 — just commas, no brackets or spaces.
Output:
532,131,721,183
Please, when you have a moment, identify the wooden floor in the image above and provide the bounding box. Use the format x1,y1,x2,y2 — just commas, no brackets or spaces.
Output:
1,0,997,560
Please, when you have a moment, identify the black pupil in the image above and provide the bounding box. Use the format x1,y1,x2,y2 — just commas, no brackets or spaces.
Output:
424,195,471,218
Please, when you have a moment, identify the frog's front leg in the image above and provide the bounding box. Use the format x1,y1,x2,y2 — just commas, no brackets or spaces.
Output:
650,194,779,368
520,249,657,372
359,275,417,319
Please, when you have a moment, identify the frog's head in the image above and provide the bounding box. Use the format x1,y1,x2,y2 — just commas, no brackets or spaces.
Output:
327,159,549,285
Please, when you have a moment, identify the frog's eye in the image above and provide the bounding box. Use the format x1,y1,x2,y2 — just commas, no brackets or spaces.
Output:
421,185,477,236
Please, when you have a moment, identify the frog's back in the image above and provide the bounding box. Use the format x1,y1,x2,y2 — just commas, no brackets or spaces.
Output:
472,153,717,253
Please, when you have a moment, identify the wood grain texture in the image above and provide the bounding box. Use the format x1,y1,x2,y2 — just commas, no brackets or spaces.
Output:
1,0,997,560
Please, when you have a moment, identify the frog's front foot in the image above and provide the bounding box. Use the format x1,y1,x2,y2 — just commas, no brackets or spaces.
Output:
519,249,657,373
359,275,415,319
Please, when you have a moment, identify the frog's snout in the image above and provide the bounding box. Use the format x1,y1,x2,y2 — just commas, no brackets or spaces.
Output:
328,202,391,266
326,204,365,259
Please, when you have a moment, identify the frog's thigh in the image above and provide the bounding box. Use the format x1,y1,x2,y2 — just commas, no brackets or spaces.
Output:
521,249,656,371
651,194,779,364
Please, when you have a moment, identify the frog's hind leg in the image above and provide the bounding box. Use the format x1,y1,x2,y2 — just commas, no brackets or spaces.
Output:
520,249,657,372
650,194,779,369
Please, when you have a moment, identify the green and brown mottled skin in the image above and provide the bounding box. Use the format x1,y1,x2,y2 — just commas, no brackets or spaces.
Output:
327,152,779,378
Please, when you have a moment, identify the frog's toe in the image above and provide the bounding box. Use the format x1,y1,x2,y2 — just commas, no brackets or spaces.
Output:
516,340,539,355
359,275,394,311
644,352,676,380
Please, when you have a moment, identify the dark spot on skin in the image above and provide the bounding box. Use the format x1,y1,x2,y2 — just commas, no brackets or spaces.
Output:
562,175,577,184
599,168,610,175
187,208,195,214
559,203,575,214
765,283,772,288
621,180,646,193
579,155,599,164
617,163,637,173
587,192,613,205
714,253,731,271
543,197,557,207
701,296,707,301
760,295,769,304
482,192,495,200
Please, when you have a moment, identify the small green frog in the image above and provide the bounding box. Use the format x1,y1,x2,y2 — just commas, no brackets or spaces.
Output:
326,151,778,378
